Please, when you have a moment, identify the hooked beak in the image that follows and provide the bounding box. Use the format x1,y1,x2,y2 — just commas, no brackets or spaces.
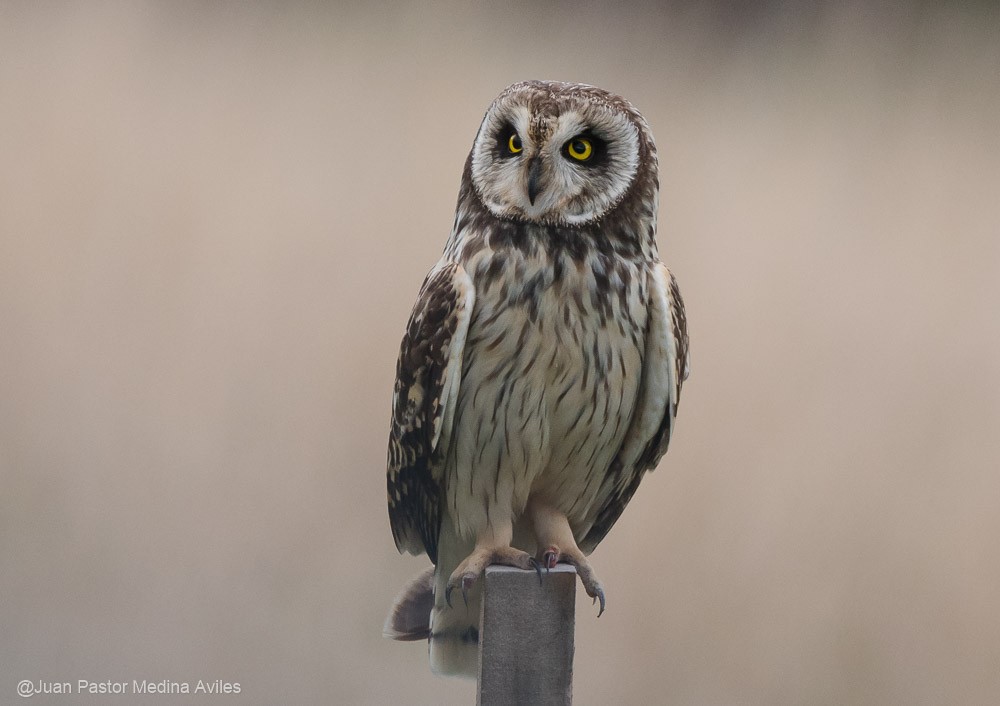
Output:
526,158,544,205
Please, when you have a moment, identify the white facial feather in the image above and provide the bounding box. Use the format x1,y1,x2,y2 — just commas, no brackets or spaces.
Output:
469,88,641,226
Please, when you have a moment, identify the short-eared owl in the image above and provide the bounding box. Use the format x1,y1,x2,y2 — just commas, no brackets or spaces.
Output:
383,80,689,677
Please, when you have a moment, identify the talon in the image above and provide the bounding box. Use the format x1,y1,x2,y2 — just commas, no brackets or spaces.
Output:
445,584,454,609
528,557,542,585
594,587,606,617
542,549,559,570
461,574,475,607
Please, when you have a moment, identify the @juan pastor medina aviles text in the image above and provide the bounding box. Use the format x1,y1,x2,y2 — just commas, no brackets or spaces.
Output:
17,679,241,697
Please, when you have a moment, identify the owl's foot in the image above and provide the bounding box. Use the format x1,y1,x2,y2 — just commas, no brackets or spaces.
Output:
530,499,607,616
444,545,540,609
541,546,606,617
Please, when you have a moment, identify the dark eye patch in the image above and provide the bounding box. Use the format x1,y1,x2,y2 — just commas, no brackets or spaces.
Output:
495,122,521,159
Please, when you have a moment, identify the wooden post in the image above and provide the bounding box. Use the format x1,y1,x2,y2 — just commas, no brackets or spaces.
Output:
477,565,576,705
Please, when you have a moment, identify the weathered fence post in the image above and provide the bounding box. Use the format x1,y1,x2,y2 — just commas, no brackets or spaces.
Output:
477,565,576,705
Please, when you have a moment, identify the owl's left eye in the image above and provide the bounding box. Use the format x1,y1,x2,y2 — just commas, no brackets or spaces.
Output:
507,133,523,154
565,137,593,162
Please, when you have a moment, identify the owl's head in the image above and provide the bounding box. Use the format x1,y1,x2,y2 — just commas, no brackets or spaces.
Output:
467,80,656,227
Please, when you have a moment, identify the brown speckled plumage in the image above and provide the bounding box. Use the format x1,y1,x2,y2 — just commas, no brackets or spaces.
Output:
385,81,689,677
387,262,474,564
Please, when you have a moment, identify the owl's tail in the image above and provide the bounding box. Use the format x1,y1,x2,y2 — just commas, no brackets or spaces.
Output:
383,518,480,678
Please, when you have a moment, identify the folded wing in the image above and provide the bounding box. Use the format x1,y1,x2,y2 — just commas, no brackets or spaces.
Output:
582,263,689,553
387,262,475,564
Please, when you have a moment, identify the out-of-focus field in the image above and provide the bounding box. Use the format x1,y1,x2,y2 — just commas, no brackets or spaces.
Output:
2,2,998,704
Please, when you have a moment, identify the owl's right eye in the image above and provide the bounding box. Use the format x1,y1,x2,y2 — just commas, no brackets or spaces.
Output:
507,133,523,154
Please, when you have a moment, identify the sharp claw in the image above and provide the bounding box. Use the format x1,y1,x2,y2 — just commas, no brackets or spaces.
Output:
445,584,454,609
595,588,606,617
542,550,558,571
461,575,473,607
528,557,543,585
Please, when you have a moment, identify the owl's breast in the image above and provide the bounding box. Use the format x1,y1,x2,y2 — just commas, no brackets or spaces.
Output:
450,245,648,528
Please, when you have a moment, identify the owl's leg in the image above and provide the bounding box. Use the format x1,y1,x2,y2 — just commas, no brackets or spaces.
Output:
444,522,540,608
529,500,606,616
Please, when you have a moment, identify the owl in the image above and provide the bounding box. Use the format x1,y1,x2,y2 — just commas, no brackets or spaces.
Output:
383,80,689,677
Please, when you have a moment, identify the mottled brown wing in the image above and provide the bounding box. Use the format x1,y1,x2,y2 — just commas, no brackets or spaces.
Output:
387,262,474,564
581,263,689,553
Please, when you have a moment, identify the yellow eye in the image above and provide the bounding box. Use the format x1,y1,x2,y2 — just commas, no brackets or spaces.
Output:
566,137,593,161
507,133,523,154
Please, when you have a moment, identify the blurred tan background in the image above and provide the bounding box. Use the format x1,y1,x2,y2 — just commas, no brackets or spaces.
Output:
2,1,998,704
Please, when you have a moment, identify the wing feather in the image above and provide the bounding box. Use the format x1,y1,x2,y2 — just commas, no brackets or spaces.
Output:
582,263,688,552
387,262,474,564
